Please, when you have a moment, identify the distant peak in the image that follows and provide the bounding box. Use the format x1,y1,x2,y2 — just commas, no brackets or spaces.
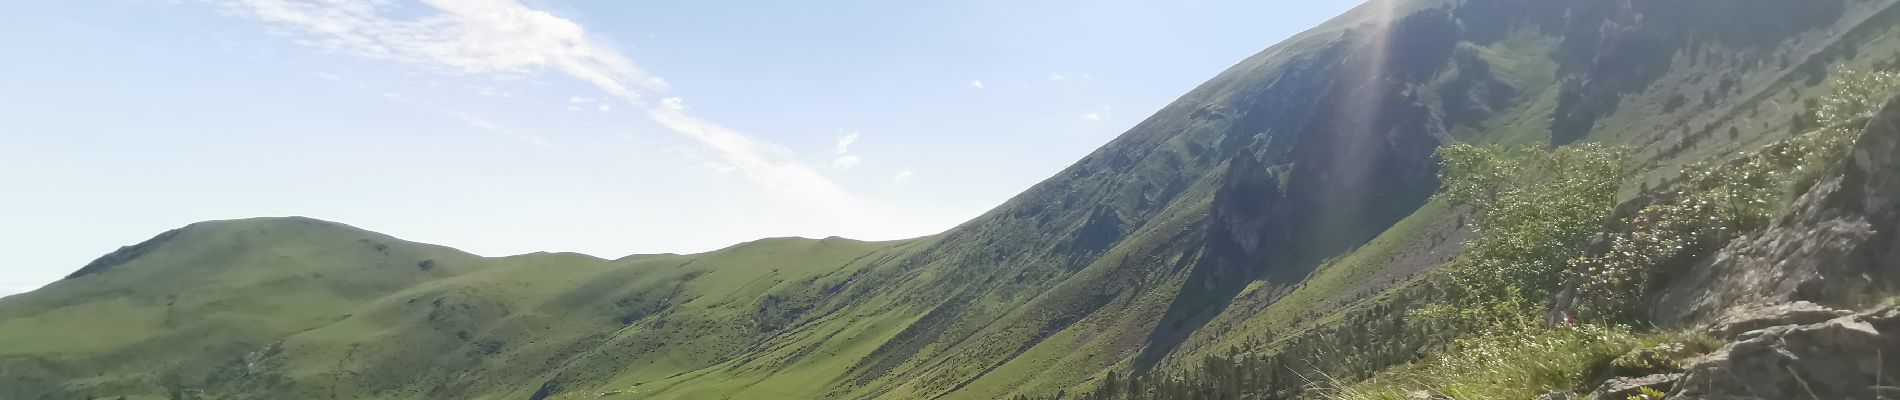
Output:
187,215,350,229
64,216,371,280
64,228,184,280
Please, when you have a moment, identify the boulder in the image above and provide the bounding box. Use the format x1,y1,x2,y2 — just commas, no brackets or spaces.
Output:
1590,373,1680,400
1670,305,1900,399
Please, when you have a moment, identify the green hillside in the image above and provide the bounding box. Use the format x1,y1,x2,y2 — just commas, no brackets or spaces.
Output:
0,218,919,399
8,0,1900,399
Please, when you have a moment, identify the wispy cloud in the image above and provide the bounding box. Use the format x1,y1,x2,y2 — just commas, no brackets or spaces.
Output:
1081,112,1102,121
831,155,862,170
833,131,860,155
892,168,915,183
567,95,595,111
467,84,510,97
208,0,667,97
969,79,985,89
380,92,412,103
444,110,550,147
207,0,861,213
650,98,861,213
829,131,862,170
1048,72,1094,83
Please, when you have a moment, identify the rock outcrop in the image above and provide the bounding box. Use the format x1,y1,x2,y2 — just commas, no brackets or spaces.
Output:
1591,374,1680,400
1703,301,1854,339
1638,93,1900,400
1654,93,1900,326
1671,305,1900,400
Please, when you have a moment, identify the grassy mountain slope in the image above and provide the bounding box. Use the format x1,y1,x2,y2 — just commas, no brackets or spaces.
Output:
9,0,1900,399
1166,0,1900,369
0,217,916,399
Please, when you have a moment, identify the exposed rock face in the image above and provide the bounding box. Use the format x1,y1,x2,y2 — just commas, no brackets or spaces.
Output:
1654,94,1900,326
1643,94,1900,399
1671,305,1900,400
1198,152,1286,288
1591,373,1680,400
1703,301,1853,339
1134,153,1286,370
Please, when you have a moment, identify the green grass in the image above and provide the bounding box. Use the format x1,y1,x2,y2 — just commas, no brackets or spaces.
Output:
1185,199,1455,361
0,217,916,399
1331,325,1663,400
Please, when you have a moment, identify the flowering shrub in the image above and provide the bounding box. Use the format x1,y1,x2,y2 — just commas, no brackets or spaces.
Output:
1571,66,1900,321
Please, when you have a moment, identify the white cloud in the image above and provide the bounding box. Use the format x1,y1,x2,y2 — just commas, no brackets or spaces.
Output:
831,155,862,170
969,80,985,89
444,110,550,147
569,96,594,104
208,0,668,97
833,131,860,155
445,110,507,132
648,98,862,214
1048,73,1068,82
598,103,612,112
468,85,510,97
892,168,915,183
316,71,342,80
208,0,864,216
1081,112,1102,121
828,131,862,170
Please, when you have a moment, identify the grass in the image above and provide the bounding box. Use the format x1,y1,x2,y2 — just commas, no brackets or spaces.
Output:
1330,324,1664,400
0,217,917,399
1184,199,1454,360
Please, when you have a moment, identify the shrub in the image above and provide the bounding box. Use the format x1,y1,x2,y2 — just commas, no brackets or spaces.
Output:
1420,143,1628,327
1571,65,1900,322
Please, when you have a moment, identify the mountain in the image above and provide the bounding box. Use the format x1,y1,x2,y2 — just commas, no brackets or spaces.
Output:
7,0,1900,399
0,217,917,399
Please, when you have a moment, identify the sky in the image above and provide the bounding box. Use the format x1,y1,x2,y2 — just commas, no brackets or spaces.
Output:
0,0,1361,296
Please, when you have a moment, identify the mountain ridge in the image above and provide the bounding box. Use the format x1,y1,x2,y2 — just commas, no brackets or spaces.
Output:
9,0,1900,398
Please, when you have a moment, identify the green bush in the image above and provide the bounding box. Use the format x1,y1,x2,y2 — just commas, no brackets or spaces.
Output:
1420,143,1628,328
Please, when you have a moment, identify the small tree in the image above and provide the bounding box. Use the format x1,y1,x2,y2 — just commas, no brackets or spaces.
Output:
1420,143,1629,328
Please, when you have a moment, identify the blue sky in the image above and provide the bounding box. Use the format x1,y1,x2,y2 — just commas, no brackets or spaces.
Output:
0,0,1360,296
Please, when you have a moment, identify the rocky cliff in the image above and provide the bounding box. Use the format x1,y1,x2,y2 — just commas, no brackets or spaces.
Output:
1624,93,1900,400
